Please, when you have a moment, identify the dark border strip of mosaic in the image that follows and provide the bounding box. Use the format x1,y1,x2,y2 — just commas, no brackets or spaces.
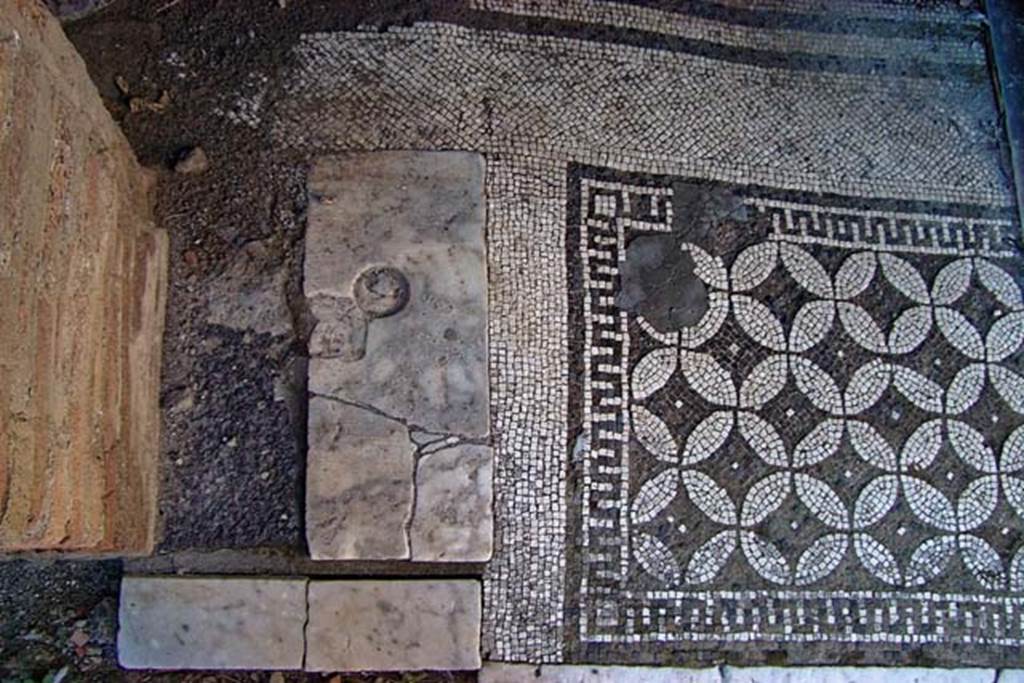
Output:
565,162,586,664
568,164,1021,258
442,7,987,82
617,0,981,42
986,0,1024,232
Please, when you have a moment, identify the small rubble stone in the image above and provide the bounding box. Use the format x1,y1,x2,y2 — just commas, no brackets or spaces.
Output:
305,580,482,672
117,577,307,670
174,146,209,174
411,443,493,561
306,397,413,560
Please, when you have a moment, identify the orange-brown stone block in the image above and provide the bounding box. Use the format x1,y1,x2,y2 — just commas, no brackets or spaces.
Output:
0,0,167,554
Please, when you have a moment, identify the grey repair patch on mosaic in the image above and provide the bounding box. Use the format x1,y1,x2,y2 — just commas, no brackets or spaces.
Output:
565,165,1024,662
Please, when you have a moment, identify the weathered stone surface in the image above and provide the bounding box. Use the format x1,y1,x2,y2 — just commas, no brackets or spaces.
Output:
305,579,482,672
304,152,492,562
205,238,291,337
306,397,414,560
482,663,722,682
117,577,307,670
482,667,1001,683
411,443,493,561
0,0,167,553
307,294,367,360
305,151,488,437
721,668,995,683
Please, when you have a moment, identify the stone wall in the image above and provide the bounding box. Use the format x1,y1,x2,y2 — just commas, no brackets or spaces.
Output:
0,0,167,553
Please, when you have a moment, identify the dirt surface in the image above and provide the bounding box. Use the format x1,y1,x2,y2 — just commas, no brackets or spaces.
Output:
67,0,409,554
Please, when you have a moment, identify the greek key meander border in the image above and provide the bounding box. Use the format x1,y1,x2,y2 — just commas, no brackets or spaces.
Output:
574,173,1024,648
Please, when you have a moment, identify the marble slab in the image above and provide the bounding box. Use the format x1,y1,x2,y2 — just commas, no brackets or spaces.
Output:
306,396,414,560
411,442,494,561
305,151,488,437
117,577,307,670
481,666,1004,683
721,668,997,683
304,152,492,562
305,579,482,672
482,663,722,682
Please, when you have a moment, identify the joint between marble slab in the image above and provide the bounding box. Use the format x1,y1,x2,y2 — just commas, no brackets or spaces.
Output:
406,456,421,558
300,578,311,670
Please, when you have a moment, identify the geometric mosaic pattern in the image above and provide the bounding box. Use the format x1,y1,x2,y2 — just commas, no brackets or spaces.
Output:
569,168,1024,652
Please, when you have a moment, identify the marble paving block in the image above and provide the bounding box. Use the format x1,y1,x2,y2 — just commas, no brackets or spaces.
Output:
305,579,482,672
304,151,492,562
720,667,996,683
306,396,414,560
411,443,494,561
482,663,723,682
117,576,307,670
305,151,488,438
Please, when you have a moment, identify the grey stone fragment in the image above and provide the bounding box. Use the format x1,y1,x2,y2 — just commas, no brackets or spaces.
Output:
305,580,482,672
205,239,291,337
411,443,493,561
306,397,413,560
117,576,307,670
175,146,210,174
482,663,722,682
308,294,367,360
305,151,488,437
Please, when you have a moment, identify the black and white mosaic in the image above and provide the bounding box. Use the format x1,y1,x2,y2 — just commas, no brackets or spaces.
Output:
567,167,1023,662
270,0,1022,666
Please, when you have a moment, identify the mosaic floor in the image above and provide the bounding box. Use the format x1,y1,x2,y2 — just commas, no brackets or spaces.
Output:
270,0,1023,667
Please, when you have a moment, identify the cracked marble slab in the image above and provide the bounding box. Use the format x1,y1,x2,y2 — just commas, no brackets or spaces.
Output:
306,397,414,560
304,151,492,561
305,151,488,436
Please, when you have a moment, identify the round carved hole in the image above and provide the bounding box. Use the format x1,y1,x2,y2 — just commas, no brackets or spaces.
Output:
352,265,410,318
